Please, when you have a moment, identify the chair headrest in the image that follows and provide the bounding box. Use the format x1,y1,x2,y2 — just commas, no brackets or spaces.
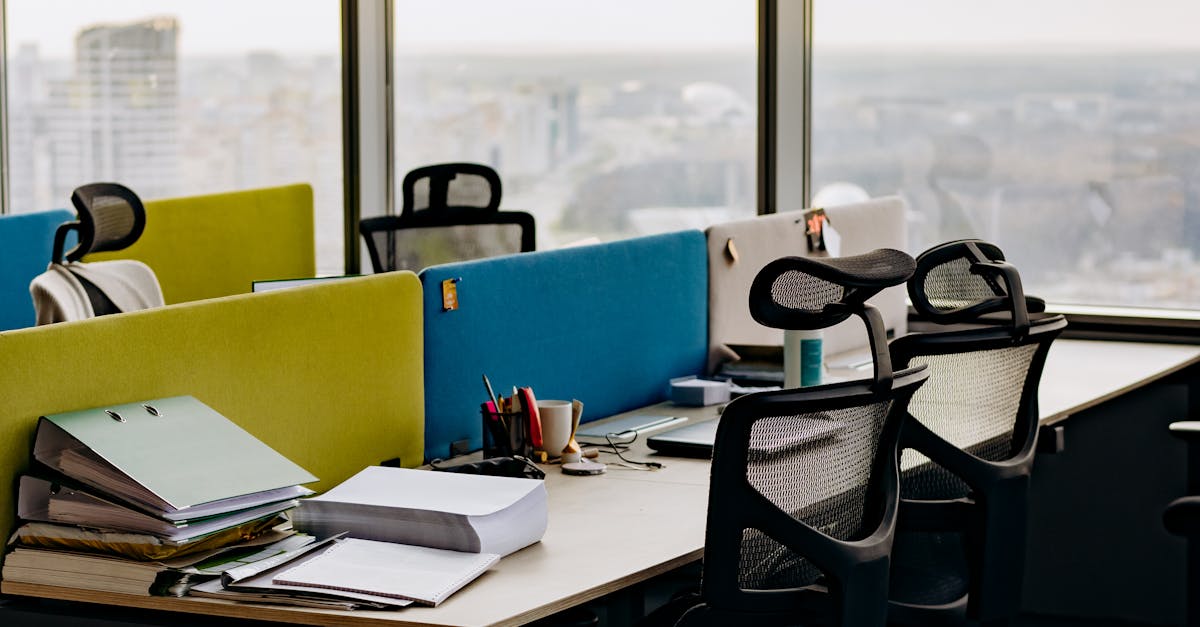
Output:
401,163,501,217
908,239,1041,331
54,183,147,263
749,248,916,331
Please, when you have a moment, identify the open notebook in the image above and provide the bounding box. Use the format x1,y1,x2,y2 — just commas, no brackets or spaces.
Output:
273,538,499,606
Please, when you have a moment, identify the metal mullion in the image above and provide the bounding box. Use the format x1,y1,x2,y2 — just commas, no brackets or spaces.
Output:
0,0,10,215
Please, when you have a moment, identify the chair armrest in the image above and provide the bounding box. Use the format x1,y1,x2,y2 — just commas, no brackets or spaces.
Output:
1163,496,1200,536
897,498,972,532
1169,422,1200,443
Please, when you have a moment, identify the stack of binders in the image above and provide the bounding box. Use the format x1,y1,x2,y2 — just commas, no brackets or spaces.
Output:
3,396,319,596
192,466,544,609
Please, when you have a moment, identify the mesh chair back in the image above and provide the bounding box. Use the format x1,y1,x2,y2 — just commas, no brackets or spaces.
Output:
38,183,159,321
908,239,1046,332
737,398,899,591
361,163,535,273
685,248,924,626
898,343,1040,500
53,183,146,263
361,218,533,273
887,239,1067,621
751,248,916,331
700,370,928,625
402,162,501,215
750,249,916,394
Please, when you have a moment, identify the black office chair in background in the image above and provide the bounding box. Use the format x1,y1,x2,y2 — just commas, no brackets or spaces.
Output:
30,182,164,324
359,162,535,273
886,240,1067,627
1164,421,1200,627
646,249,929,626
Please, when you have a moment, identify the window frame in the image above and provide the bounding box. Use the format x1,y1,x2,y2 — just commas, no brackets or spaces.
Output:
0,0,10,216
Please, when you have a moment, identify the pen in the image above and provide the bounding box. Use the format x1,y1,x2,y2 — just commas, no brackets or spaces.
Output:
482,374,500,411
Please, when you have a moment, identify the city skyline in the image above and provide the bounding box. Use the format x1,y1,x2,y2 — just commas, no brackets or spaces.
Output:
4,9,1199,309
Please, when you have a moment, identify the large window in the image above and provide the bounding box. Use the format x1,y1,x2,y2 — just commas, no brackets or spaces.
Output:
4,1,344,273
392,0,757,248
812,1,1200,311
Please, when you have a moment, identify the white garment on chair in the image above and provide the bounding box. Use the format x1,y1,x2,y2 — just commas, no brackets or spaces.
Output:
29,260,164,325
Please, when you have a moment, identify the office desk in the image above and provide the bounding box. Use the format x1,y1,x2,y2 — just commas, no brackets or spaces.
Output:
4,339,1199,626
1,423,716,627
1038,339,1200,425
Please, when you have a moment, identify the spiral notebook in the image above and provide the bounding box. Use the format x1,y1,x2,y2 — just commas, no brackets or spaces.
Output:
272,538,499,606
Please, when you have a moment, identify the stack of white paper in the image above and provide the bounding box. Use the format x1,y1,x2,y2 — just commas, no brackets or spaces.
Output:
292,466,547,557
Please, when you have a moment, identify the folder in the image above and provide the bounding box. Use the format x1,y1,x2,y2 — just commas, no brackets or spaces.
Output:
32,396,318,521
17,476,299,543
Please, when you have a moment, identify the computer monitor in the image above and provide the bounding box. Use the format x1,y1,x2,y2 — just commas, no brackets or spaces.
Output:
705,196,909,372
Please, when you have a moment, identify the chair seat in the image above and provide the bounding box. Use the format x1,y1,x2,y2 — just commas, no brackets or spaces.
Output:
888,530,969,606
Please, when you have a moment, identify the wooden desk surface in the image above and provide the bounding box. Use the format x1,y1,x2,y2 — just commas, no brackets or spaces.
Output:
1038,339,1200,425
4,339,1198,626
4,468,709,626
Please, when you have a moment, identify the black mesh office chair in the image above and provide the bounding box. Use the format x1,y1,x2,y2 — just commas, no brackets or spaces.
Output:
647,249,929,627
886,239,1067,627
359,163,535,273
53,182,147,264
1164,421,1200,627
33,182,160,321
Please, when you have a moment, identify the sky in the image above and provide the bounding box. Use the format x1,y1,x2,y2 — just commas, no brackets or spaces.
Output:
5,1,1200,58
3,0,753,57
815,0,1200,51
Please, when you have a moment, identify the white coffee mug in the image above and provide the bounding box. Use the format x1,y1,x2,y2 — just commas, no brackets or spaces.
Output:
537,400,574,458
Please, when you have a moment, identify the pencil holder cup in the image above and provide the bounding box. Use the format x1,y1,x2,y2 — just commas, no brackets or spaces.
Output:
482,409,529,459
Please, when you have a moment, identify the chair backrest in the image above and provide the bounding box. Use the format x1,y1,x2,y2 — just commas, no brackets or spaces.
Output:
361,163,535,273
56,183,146,262
32,183,163,323
403,162,501,215
690,249,928,627
886,239,1066,624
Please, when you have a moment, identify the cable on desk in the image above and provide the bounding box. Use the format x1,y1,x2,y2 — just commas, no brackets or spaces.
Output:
598,432,664,470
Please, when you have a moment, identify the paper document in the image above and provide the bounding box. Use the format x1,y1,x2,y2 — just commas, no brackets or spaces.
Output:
273,538,499,606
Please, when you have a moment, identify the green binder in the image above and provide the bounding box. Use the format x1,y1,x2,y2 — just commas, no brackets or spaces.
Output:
33,396,318,518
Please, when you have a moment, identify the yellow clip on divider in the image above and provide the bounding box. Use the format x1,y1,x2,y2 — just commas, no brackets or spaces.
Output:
0,272,424,551
87,183,316,305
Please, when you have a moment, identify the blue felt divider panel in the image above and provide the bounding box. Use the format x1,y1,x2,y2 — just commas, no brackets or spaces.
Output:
0,209,75,331
421,231,708,461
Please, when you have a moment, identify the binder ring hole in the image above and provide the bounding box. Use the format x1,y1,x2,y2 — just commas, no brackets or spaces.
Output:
105,410,125,423
142,404,161,417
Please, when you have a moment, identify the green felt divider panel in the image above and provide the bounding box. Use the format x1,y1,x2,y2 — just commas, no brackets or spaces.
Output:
87,183,315,305
0,272,423,556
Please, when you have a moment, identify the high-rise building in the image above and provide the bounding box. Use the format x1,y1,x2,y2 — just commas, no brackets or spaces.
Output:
7,44,41,212
45,17,181,204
